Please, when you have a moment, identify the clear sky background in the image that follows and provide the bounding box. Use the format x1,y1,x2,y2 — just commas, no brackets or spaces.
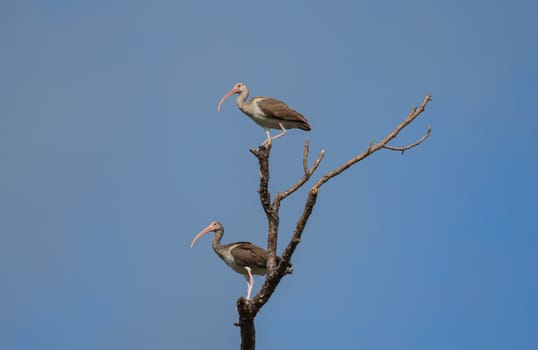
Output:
2,0,537,349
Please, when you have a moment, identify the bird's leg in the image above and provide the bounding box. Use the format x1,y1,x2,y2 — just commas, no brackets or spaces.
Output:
245,266,254,300
261,128,272,147
270,122,288,141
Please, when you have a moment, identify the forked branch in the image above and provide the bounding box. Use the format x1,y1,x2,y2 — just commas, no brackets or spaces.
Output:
278,139,325,201
238,92,432,350
312,93,431,192
383,125,431,154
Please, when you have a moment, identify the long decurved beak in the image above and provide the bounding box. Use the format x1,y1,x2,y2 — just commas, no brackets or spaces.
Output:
190,224,214,248
217,88,237,112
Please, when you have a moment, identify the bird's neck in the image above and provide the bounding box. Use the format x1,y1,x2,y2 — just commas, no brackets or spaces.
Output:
236,89,249,109
211,230,223,252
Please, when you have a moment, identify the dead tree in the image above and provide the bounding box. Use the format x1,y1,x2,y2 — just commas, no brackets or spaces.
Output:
235,93,432,350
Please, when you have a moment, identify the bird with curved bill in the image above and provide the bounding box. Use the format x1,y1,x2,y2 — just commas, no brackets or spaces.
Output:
190,221,293,300
217,82,311,146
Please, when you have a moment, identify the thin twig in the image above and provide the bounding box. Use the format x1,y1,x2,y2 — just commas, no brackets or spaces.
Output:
383,125,431,153
302,139,309,175
278,147,325,201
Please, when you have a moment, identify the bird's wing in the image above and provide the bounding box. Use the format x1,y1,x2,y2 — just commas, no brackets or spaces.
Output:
256,97,311,130
231,242,269,269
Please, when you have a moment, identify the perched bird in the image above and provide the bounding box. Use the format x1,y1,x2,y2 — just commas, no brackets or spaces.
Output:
190,221,292,300
217,82,311,145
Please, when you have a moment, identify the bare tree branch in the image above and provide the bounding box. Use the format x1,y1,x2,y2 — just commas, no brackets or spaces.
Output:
266,197,280,273
383,125,431,154
249,146,272,218
236,300,256,350
278,139,325,201
312,93,431,192
281,190,318,262
237,92,432,350
302,139,309,174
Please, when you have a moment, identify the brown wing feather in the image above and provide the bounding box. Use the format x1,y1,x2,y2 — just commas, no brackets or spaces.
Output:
230,242,269,270
230,242,291,272
256,97,311,131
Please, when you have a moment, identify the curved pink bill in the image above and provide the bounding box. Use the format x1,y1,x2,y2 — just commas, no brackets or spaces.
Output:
217,88,237,112
190,224,214,248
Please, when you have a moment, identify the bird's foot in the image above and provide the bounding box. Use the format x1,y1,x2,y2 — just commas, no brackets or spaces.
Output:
261,138,272,148
262,128,273,148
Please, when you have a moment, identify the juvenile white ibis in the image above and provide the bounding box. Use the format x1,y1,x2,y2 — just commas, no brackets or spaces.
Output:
217,82,311,145
190,221,292,300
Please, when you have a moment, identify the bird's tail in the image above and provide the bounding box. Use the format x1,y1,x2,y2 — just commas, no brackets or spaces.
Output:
299,123,312,131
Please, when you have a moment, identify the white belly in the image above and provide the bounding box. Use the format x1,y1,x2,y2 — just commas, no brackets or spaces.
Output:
246,103,282,129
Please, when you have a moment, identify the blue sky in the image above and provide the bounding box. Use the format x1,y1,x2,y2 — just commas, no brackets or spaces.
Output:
2,0,537,349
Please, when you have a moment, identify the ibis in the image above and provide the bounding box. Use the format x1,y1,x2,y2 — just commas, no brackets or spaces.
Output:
217,82,311,145
190,221,292,300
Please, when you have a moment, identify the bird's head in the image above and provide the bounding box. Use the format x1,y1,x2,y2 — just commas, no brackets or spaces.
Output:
217,82,248,112
190,221,223,248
